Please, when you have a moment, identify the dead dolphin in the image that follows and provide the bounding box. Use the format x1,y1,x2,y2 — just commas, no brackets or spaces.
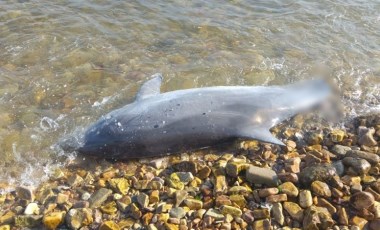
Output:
78,73,331,159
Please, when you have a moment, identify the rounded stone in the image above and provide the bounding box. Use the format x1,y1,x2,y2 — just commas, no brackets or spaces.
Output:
220,205,242,217
311,181,331,197
299,190,313,208
279,182,299,197
350,192,375,210
342,157,371,175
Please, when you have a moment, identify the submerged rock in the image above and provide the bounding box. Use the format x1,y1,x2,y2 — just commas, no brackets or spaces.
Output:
15,186,34,201
358,126,377,146
65,208,93,230
89,188,112,208
42,211,65,230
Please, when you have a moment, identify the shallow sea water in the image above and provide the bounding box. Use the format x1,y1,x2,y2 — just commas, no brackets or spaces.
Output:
0,0,379,188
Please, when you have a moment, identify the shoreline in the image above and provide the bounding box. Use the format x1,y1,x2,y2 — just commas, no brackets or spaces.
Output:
1,114,380,230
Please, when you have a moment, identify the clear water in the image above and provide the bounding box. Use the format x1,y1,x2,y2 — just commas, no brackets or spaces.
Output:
0,0,379,188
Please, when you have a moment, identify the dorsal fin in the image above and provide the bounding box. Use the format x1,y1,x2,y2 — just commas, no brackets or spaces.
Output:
136,73,162,101
238,127,285,146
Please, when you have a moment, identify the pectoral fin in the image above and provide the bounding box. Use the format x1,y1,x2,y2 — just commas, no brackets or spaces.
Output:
239,127,285,146
135,73,162,101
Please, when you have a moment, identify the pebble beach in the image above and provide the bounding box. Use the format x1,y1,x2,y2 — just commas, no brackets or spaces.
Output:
1,113,380,230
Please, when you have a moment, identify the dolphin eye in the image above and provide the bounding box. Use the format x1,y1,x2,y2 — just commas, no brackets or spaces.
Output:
154,125,159,128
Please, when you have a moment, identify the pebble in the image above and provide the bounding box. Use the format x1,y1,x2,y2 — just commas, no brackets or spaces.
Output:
337,207,349,225
242,210,255,223
130,203,142,219
65,208,93,229
204,209,224,220
108,178,130,195
0,211,15,225
228,186,248,194
342,157,371,175
169,207,186,219
137,193,149,209
168,174,185,190
81,192,91,201
271,203,284,225
283,202,304,222
299,164,337,186
299,190,313,208
346,150,380,164
215,175,228,194
331,145,351,158
358,126,377,146
252,209,270,219
277,172,298,183
14,215,42,228
258,188,279,197
279,182,298,197
215,195,232,206
220,205,242,217
56,193,69,204
100,201,117,215
42,211,65,230
184,198,203,210
225,162,249,177
246,165,279,186
175,172,194,184
15,186,34,201
252,219,271,230
147,181,163,190
314,197,336,214
99,220,120,230
330,129,346,142
24,203,39,215
89,188,112,208
285,157,301,173
173,161,197,174
229,194,247,208
197,166,211,179
266,194,287,203
351,216,368,229
350,192,375,210
369,219,380,230
311,181,331,197
303,206,334,229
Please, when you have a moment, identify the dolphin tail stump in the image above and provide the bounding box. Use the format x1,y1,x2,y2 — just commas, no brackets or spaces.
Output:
78,73,331,159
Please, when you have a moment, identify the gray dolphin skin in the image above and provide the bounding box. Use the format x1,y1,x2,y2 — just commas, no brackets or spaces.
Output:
78,73,331,159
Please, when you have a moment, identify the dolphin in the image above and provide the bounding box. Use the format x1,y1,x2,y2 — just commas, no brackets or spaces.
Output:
78,73,331,159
